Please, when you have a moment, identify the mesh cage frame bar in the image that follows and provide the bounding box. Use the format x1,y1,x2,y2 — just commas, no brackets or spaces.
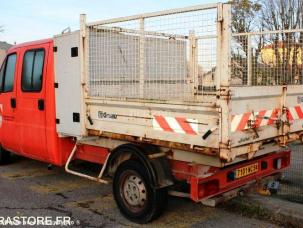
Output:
87,3,220,27
84,3,226,102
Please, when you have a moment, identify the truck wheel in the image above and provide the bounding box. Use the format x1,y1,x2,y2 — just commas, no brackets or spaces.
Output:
113,160,167,224
0,146,11,165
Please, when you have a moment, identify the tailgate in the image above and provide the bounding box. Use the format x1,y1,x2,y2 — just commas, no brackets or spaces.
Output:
230,85,303,147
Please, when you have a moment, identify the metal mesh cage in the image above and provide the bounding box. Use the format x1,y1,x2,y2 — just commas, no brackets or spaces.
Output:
87,5,219,102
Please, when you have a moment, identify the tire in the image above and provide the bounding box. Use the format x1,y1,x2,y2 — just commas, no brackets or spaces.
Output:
0,145,11,165
113,160,167,224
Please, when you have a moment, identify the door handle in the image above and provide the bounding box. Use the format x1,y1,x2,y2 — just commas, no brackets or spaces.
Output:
38,99,44,111
10,98,16,108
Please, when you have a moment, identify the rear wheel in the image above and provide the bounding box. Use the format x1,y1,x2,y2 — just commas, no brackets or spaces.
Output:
113,160,167,224
0,146,11,165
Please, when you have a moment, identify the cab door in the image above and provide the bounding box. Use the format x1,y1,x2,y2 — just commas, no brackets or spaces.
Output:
0,52,19,152
17,44,49,160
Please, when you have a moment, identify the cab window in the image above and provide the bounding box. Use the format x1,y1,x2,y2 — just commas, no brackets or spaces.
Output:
0,61,4,89
0,54,17,93
22,49,45,92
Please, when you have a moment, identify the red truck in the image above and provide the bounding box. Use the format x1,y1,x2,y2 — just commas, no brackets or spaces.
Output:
0,3,298,224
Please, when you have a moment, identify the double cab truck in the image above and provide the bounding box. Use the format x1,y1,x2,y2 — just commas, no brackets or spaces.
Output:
0,3,300,223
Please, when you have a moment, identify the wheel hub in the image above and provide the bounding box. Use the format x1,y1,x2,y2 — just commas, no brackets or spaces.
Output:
122,174,147,207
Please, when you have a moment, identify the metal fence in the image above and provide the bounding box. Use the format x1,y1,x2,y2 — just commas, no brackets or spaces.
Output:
86,4,220,102
279,145,303,203
231,30,303,86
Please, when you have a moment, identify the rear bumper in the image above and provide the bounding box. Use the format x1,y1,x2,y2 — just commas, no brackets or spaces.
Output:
190,150,291,202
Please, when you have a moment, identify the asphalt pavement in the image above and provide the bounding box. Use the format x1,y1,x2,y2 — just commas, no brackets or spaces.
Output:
0,155,281,228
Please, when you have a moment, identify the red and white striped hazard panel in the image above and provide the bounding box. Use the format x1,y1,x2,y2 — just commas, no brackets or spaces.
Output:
153,115,199,135
231,105,303,132
287,105,303,121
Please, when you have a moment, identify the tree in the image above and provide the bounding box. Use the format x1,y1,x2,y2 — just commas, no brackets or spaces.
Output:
229,0,261,34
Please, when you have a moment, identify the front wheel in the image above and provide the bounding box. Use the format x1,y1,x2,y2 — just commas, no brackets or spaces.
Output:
0,146,11,165
113,160,167,224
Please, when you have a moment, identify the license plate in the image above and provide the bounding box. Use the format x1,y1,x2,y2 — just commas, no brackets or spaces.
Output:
235,163,259,179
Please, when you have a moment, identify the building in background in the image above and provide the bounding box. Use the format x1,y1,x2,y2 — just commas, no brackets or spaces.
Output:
0,41,12,65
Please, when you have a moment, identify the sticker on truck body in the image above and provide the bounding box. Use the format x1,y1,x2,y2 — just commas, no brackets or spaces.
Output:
231,105,303,132
153,115,198,135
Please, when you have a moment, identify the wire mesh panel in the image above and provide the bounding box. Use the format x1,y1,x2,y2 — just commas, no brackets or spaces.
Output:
231,30,303,86
88,25,141,98
87,5,219,102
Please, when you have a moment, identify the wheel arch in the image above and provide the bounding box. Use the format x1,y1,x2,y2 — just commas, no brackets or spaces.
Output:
105,143,174,189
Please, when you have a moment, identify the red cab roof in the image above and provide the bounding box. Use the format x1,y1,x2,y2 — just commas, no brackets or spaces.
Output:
8,38,53,53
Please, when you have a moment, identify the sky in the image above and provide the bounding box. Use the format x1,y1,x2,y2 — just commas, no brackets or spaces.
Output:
0,0,221,44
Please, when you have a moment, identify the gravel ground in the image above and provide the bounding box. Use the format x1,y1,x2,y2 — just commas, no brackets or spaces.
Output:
0,156,279,228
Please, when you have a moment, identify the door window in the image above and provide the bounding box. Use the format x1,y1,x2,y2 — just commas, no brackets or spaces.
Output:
22,49,45,92
0,54,17,93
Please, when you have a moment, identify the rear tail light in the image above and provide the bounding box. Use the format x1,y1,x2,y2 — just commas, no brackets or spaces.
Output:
274,158,282,169
282,154,291,167
274,155,290,169
198,180,219,198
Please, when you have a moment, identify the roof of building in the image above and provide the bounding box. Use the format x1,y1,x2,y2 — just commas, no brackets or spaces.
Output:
0,41,12,51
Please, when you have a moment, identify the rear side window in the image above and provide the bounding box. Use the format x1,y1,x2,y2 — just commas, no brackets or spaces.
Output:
0,61,4,90
0,54,17,93
22,49,45,92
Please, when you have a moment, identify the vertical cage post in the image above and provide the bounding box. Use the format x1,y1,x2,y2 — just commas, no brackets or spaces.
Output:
216,3,231,88
80,14,87,83
247,34,252,85
80,14,88,136
139,17,145,98
216,4,232,160
216,3,223,91
189,30,198,97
